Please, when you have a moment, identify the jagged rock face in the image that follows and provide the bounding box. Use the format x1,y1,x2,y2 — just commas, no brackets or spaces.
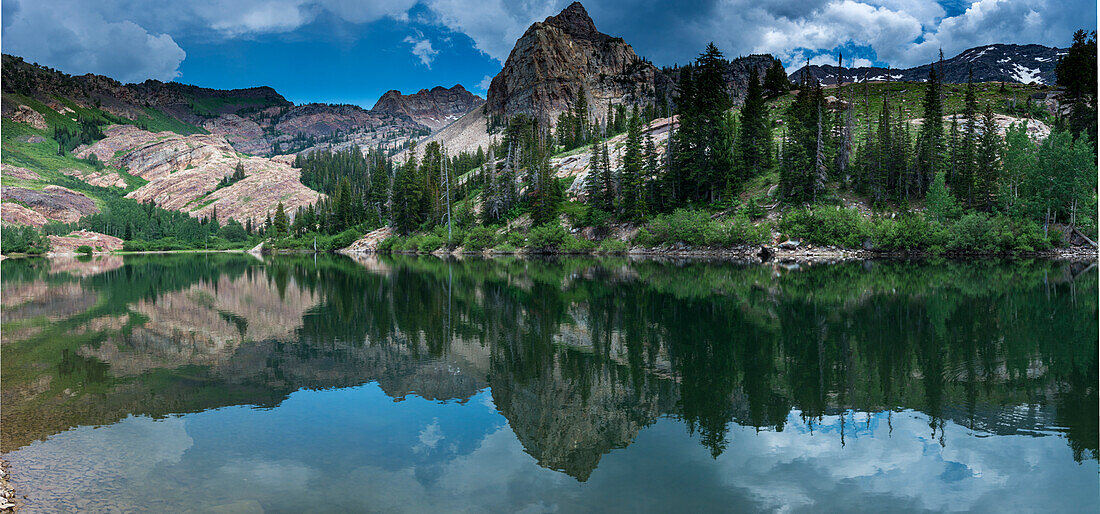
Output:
1,185,98,226
791,44,1065,85
485,2,671,126
11,104,46,129
372,85,483,131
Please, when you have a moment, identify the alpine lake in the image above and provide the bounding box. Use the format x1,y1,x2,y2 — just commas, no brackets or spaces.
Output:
1,253,1096,512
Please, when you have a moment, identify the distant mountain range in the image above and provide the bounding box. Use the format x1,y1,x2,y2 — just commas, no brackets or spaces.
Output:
788,44,1066,85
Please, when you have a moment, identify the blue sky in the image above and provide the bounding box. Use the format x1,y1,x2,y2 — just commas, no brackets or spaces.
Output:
2,0,1095,108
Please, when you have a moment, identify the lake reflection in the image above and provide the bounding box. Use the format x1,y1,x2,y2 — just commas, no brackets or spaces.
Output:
1,254,1096,512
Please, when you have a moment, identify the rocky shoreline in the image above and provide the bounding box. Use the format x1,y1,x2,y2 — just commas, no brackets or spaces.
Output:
365,243,1099,263
1,459,17,512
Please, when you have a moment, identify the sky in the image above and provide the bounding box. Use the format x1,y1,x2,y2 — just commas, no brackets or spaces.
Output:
2,0,1095,108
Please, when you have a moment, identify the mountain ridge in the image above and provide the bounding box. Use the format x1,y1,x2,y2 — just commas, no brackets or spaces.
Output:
789,44,1065,85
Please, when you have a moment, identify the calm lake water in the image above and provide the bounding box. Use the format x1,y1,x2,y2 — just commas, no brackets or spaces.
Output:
1,254,1096,512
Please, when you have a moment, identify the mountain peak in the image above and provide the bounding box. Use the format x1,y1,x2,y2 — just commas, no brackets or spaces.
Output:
543,2,607,42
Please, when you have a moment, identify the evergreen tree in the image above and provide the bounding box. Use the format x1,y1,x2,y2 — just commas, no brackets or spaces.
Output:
915,63,944,195
762,57,791,98
273,202,288,236
781,71,829,202
620,111,646,220
392,153,423,234
671,43,735,203
974,104,1003,211
738,66,769,178
956,69,978,207
1055,30,1098,142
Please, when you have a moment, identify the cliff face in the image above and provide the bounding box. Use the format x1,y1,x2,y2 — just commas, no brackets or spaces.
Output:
790,44,1065,85
372,85,483,131
485,2,672,126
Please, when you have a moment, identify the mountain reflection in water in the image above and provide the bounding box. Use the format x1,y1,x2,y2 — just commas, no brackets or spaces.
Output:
1,254,1096,512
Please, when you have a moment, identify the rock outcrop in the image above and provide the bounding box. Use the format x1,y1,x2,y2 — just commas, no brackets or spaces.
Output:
372,85,483,131
1,164,40,181
46,230,124,254
10,105,46,130
485,2,672,126
74,124,323,225
791,44,1065,85
340,226,396,253
1,185,98,226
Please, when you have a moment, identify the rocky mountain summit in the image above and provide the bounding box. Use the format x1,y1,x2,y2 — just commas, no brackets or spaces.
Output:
485,2,673,126
790,44,1065,85
371,85,483,131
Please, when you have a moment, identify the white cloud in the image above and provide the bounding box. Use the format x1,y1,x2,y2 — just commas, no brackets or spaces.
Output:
425,0,561,63
477,74,494,91
420,0,1092,71
404,34,440,67
1,0,186,82
0,0,423,83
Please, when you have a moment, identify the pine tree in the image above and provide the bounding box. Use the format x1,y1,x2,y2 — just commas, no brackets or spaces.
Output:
738,65,769,178
782,71,828,202
620,112,646,220
916,63,945,196
273,202,288,236
392,153,423,234
957,68,978,207
585,135,604,207
671,43,735,203
974,104,1002,211
762,57,791,98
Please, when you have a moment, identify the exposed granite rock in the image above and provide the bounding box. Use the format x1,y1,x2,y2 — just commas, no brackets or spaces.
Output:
1,163,41,181
11,104,46,129
340,226,395,253
60,168,128,189
372,85,483,131
203,114,271,155
1,202,50,227
1,185,98,225
46,230,124,254
485,2,672,126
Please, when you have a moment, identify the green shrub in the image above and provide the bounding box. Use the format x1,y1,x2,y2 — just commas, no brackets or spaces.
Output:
493,243,517,253
377,235,400,252
561,235,596,253
76,245,94,254
463,226,495,251
703,216,771,246
418,234,445,253
598,238,629,253
123,240,147,252
779,207,869,247
527,223,568,250
331,228,363,251
644,209,710,246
